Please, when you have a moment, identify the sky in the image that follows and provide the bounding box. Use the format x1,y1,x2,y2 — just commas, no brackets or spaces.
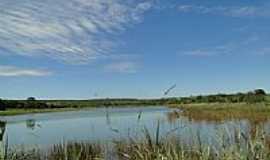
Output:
0,0,270,99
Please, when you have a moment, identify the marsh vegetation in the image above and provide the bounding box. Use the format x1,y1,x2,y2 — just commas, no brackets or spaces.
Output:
4,124,270,160
1,89,270,159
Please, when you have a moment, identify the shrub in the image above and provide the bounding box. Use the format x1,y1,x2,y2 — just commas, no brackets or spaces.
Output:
0,99,6,111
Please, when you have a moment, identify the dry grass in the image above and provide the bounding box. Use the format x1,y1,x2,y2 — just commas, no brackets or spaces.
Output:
115,126,270,160
169,103,270,123
5,126,270,160
7,142,103,160
5,102,270,160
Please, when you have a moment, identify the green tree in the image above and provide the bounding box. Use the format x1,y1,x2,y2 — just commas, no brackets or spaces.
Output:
27,97,36,101
0,99,5,111
254,89,266,96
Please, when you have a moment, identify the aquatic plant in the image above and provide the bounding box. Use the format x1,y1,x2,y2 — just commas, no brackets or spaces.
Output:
7,142,103,160
115,125,270,160
4,125,270,160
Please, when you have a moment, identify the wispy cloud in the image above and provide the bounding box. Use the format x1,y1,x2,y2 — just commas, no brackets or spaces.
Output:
0,65,52,77
181,35,270,57
178,4,270,17
182,44,234,57
0,0,153,64
104,61,138,73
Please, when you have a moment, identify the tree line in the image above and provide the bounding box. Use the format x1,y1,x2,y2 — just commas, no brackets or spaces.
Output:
178,89,267,104
0,97,167,110
0,89,268,111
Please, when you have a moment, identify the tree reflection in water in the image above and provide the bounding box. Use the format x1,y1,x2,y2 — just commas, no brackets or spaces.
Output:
26,119,42,130
0,121,6,159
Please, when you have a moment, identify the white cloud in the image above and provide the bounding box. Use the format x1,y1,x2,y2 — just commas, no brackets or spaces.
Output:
177,4,270,17
104,61,138,73
0,65,52,77
0,0,153,64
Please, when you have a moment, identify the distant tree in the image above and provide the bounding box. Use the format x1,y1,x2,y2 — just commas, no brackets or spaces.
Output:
0,99,6,111
27,97,36,101
254,89,266,96
26,97,40,108
196,95,203,103
244,91,265,104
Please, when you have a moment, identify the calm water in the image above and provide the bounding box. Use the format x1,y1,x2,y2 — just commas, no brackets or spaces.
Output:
0,106,269,148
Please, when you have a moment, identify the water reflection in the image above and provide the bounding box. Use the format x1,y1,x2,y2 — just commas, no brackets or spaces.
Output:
0,121,6,141
26,119,42,130
3,107,172,148
0,121,6,159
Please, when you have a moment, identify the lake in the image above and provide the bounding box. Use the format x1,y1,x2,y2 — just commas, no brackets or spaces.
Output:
0,106,269,149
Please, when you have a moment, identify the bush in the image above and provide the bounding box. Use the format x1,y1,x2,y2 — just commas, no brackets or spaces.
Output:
254,89,267,96
27,97,36,101
0,99,6,111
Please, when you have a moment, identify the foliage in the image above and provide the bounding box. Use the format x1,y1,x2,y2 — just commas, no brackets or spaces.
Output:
171,103,270,123
6,126,270,160
0,99,6,111
7,142,103,160
0,98,175,110
27,97,36,101
0,89,268,111
179,89,267,104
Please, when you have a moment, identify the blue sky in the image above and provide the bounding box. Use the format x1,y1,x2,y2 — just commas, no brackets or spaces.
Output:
0,0,270,99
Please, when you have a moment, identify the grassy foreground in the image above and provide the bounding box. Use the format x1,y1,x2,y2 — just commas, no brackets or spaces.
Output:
5,126,270,160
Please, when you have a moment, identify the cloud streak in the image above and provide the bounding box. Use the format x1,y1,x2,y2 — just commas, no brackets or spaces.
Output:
181,35,270,57
0,0,153,64
178,4,270,17
104,61,138,73
0,65,52,77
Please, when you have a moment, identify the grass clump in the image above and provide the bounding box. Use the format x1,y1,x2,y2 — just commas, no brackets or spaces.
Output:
7,142,103,160
4,126,270,160
115,127,270,160
169,103,270,123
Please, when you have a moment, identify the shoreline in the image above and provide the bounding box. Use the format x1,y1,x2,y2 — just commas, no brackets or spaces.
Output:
1,102,270,116
0,108,79,116
0,105,165,116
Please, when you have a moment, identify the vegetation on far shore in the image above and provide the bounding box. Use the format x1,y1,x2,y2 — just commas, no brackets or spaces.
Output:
0,108,79,116
168,103,270,123
167,89,270,124
1,89,270,159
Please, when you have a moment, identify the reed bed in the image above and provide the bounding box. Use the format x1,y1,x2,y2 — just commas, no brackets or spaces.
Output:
4,103,270,160
169,103,270,122
4,126,270,160
115,126,270,160
6,142,103,160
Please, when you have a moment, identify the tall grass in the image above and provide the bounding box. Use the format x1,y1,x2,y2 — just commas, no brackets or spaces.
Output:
5,102,270,160
115,126,270,160
4,125,270,160
169,103,270,122
6,142,103,160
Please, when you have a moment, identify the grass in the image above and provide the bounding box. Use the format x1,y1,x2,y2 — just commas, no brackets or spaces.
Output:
3,102,270,159
3,97,270,159
6,142,103,160
169,103,270,122
5,125,270,160
115,127,270,160
266,95,270,104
